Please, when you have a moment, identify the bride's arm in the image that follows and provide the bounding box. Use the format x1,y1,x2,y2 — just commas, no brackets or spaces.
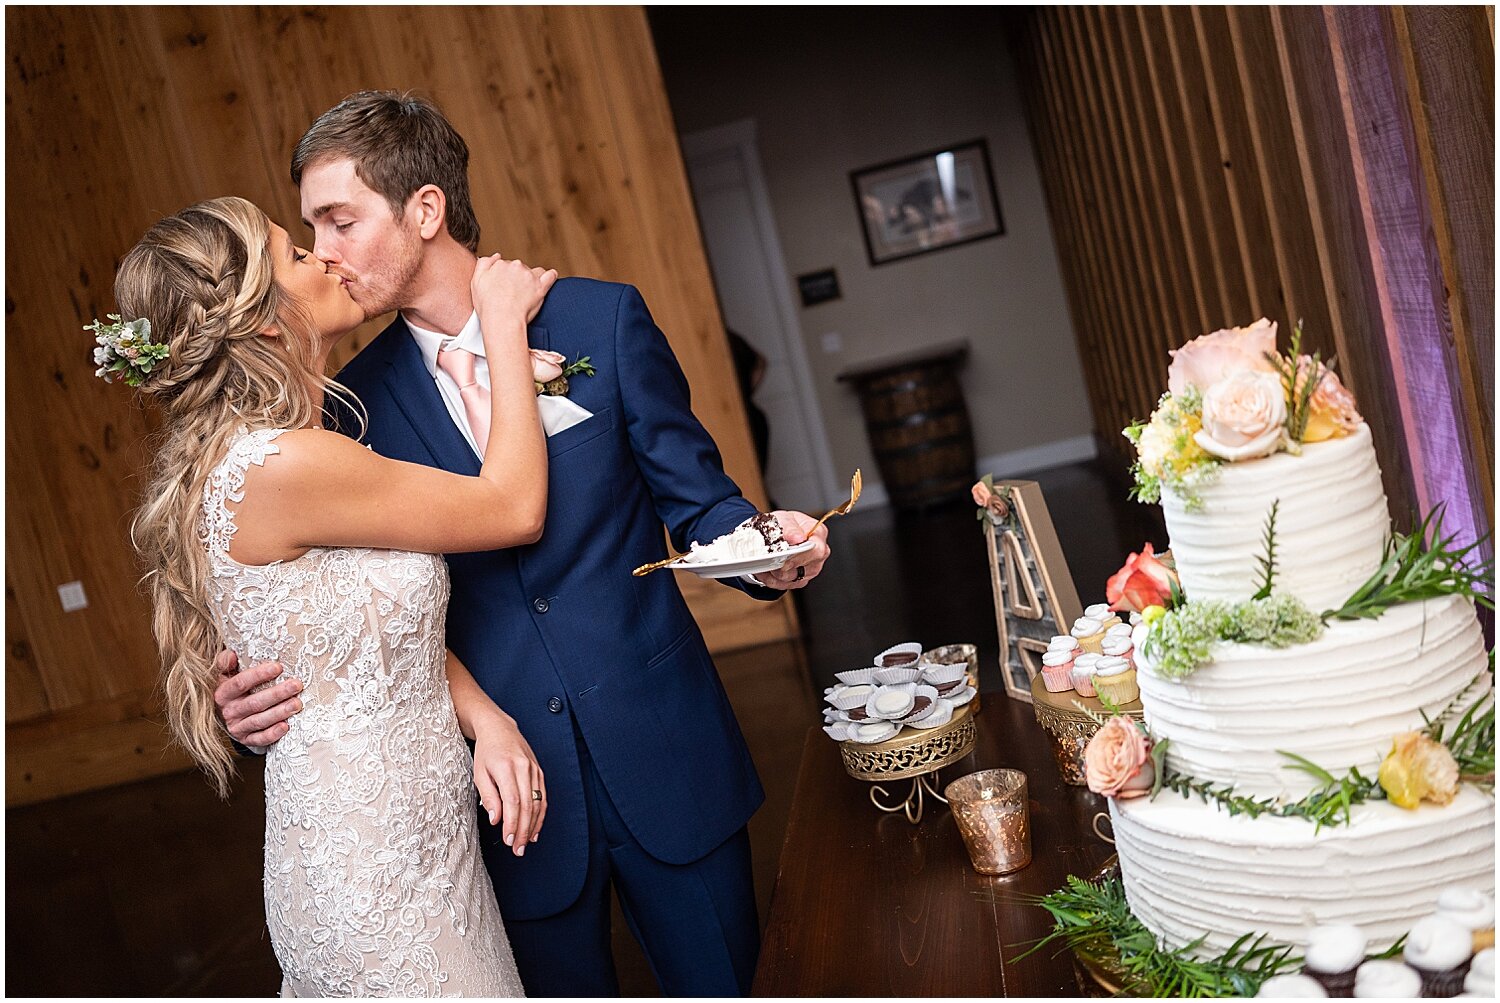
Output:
445,649,547,857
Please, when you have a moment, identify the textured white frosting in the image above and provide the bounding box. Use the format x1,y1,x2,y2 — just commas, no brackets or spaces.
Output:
1111,787,1496,954
684,524,776,562
1162,424,1389,612
1137,595,1490,798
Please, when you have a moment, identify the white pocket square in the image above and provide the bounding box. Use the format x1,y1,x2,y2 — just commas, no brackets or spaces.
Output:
538,395,594,436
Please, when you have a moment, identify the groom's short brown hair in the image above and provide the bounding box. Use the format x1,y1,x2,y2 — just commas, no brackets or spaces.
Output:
291,90,481,252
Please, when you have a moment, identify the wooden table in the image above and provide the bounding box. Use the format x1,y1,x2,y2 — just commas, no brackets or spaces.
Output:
752,693,1113,996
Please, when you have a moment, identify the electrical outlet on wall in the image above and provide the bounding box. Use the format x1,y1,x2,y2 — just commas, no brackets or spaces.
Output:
820,331,843,354
58,580,88,612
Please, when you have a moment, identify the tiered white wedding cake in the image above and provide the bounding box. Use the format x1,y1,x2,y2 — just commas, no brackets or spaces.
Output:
1102,321,1494,954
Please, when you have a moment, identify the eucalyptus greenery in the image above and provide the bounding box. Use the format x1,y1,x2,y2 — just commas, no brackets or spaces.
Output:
1019,874,1301,997
1327,506,1494,623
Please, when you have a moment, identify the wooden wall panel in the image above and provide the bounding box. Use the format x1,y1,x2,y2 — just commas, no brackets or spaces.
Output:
1008,5,1491,548
6,6,792,805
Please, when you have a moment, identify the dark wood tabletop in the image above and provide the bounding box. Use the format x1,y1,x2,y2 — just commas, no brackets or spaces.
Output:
752,692,1114,997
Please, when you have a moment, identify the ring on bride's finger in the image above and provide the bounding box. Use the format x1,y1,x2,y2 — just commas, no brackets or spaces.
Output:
794,565,806,582
531,789,543,801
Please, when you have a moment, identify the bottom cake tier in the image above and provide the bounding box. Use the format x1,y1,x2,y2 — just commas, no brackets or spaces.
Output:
1110,786,1496,954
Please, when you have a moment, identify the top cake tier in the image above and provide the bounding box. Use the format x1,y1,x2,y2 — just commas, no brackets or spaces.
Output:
1161,422,1389,612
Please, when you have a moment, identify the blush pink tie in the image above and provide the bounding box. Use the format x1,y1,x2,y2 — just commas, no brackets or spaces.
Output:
436,346,492,453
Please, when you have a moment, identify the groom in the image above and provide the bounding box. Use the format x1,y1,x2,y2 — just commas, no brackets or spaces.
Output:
214,91,829,995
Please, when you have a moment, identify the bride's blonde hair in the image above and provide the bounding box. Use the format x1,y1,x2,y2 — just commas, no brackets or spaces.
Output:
118,196,358,795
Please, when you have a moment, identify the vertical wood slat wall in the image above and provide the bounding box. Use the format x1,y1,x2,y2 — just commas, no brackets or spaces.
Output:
6,6,794,806
1010,6,1493,545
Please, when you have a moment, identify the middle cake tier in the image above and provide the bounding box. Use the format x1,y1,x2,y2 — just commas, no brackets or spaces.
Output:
1137,595,1488,799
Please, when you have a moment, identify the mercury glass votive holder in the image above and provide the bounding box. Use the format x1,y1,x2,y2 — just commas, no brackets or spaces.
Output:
945,768,1031,875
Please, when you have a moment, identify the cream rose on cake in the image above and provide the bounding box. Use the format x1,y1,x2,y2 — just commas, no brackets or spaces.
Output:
1193,370,1287,461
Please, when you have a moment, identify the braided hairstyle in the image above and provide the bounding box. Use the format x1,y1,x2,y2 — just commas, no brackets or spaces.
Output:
118,196,345,795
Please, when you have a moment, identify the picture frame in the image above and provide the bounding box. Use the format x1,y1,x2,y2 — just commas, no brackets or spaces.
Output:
850,139,1004,266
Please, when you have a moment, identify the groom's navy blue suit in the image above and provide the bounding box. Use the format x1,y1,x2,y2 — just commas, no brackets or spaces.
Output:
333,278,772,995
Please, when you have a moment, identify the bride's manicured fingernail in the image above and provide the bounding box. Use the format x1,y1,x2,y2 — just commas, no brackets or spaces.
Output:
505,832,514,846
489,810,498,825
517,845,525,857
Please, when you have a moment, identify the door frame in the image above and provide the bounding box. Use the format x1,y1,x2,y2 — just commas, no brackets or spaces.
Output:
681,118,842,510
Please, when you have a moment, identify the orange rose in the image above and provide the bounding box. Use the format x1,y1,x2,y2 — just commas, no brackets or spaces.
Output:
1085,716,1153,798
1167,319,1279,397
1106,543,1179,613
529,349,566,384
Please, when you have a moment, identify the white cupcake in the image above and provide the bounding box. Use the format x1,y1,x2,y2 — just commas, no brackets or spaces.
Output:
1302,923,1367,996
1048,634,1080,653
1071,616,1107,654
1464,947,1493,996
1435,886,1496,953
1404,914,1476,997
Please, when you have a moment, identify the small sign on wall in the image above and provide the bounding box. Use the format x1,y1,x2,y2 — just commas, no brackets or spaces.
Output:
796,268,841,306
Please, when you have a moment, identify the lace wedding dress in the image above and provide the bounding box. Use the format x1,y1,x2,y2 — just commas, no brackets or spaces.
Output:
201,427,525,997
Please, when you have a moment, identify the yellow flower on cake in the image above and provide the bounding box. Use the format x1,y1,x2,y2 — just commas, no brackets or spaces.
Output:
1194,371,1287,461
1166,318,1279,396
1378,731,1460,809
1299,359,1362,443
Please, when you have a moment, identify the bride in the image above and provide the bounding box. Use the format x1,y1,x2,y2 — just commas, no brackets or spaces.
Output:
111,196,552,996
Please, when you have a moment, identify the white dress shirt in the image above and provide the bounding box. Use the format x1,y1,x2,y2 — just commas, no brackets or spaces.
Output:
404,311,591,456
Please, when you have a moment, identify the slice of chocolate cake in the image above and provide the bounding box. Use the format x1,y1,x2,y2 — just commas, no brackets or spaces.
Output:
747,512,788,550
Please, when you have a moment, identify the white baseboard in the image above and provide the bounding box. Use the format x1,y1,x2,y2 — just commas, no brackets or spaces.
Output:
859,434,1098,510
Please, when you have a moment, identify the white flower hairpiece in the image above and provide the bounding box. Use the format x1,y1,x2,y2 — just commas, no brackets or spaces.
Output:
87,314,170,387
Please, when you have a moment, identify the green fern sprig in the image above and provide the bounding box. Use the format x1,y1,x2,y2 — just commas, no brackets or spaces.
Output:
1327,505,1494,623
1251,500,1280,601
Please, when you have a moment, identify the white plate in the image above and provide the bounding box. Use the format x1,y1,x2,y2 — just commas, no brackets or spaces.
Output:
670,539,817,579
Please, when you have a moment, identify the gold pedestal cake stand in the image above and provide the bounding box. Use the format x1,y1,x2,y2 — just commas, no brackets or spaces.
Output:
839,703,978,823
1029,674,1143,786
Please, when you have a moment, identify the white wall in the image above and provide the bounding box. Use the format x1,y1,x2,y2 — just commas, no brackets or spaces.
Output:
652,10,1096,500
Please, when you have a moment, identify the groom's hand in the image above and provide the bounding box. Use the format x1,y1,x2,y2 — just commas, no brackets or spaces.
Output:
752,510,831,591
213,649,303,749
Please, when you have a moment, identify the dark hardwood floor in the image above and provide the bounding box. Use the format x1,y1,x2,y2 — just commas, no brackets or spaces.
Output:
6,456,1155,997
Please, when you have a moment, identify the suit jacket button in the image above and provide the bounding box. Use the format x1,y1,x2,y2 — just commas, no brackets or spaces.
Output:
533,597,550,614
547,696,564,714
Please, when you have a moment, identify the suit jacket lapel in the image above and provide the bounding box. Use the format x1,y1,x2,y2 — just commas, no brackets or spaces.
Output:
382,317,481,476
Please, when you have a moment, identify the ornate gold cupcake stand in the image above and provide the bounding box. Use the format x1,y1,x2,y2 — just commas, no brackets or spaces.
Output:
839,703,978,823
1029,673,1143,786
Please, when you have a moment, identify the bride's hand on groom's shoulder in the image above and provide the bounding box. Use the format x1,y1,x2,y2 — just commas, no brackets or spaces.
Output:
752,510,832,591
213,649,303,750
472,710,547,856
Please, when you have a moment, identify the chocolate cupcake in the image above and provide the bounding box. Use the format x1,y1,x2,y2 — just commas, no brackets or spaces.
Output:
1352,959,1422,998
1302,924,1367,997
1435,887,1496,955
1403,914,1473,997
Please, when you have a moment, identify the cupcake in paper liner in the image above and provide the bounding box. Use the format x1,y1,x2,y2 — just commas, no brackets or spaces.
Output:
1084,603,1124,633
1256,974,1329,997
1464,948,1493,997
874,641,923,669
1071,652,1103,698
822,721,852,742
1435,887,1496,954
1093,656,1139,704
895,685,941,726
1101,634,1134,664
921,660,967,687
907,698,955,729
846,720,899,744
1302,923,1366,997
1352,960,1421,998
1404,914,1474,997
835,667,878,686
1041,649,1075,693
829,684,877,711
1071,616,1108,654
865,682,919,721
1048,633,1080,653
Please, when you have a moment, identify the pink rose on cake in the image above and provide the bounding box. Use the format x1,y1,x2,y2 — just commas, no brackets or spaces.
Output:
1299,358,1362,442
1166,318,1278,396
1193,370,1287,461
529,349,567,384
1106,543,1179,612
1084,716,1155,799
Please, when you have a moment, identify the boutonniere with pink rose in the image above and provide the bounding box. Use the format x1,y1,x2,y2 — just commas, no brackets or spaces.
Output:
530,349,596,397
1124,319,1363,510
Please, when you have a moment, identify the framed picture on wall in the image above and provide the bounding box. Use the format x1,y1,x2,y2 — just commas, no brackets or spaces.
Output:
851,139,1004,266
